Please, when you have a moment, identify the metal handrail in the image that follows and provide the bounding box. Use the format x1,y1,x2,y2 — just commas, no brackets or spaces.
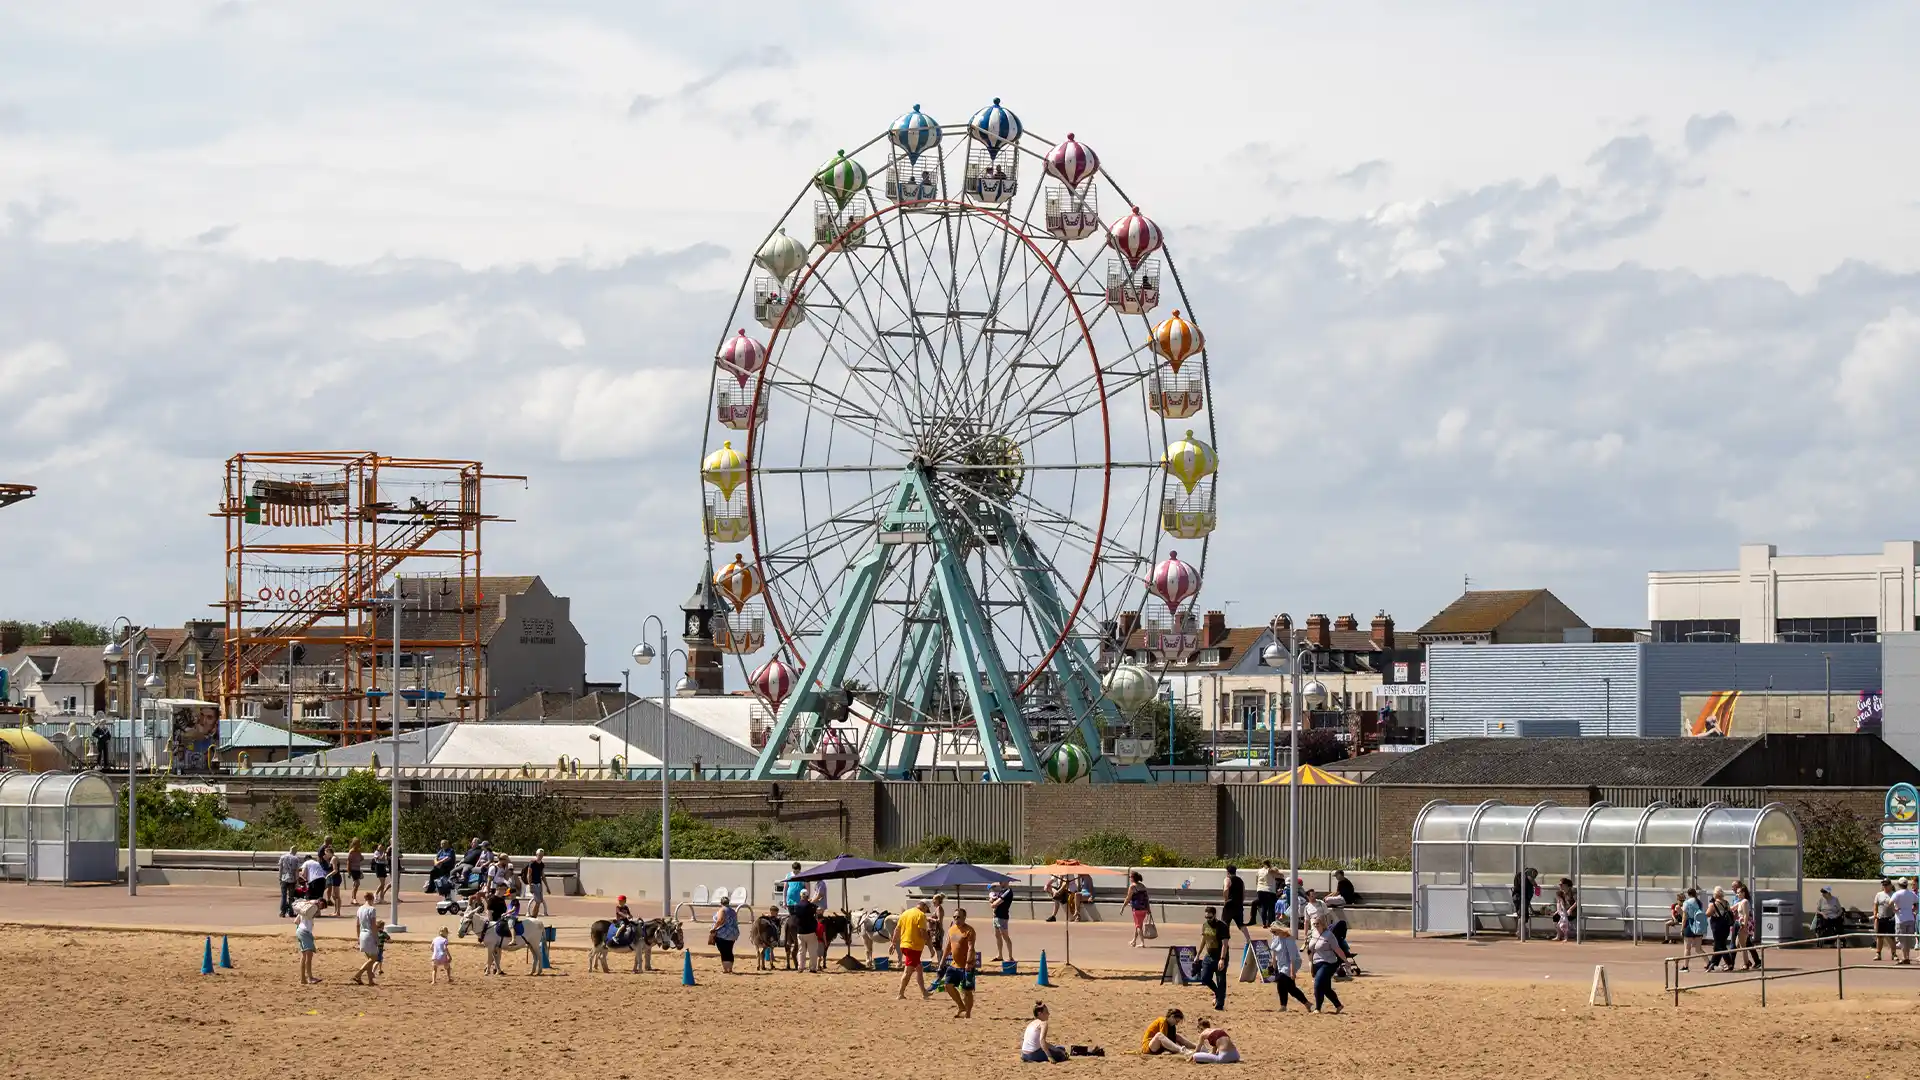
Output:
1663,930,1912,1006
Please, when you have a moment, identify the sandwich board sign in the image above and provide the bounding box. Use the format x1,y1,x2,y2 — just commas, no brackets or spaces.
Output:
1239,938,1278,983
1159,945,1198,985
1883,782,1920,879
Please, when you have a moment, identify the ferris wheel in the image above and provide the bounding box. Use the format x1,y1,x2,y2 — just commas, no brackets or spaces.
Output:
698,99,1219,783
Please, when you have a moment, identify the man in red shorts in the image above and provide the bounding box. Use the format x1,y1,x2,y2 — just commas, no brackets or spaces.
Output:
895,898,932,999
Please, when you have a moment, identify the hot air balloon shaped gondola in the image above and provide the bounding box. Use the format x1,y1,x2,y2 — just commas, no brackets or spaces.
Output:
752,229,810,329
886,105,943,204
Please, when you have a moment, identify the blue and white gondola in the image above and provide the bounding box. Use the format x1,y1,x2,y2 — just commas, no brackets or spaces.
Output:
967,97,1023,158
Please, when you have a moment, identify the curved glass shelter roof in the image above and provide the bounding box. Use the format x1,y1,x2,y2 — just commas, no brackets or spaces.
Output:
1413,800,1801,851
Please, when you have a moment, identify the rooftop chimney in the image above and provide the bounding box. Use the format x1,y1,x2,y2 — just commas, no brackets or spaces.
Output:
1271,613,1293,639
1204,610,1227,647
1371,610,1395,651
1306,613,1332,650
0,625,21,655
43,626,73,646
1334,614,1359,633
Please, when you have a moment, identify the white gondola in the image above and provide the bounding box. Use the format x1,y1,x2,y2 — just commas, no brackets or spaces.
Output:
753,276,806,329
1043,184,1099,241
1147,371,1203,419
886,163,940,204
1159,478,1215,540
717,385,768,431
963,145,1017,206
704,491,751,544
1105,258,1161,315
813,197,874,249
713,599,766,654
1142,609,1201,663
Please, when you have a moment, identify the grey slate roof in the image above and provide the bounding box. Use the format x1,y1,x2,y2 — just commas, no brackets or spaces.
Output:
1364,736,1759,787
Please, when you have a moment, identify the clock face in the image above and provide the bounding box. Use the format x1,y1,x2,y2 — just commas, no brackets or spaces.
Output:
686,615,701,636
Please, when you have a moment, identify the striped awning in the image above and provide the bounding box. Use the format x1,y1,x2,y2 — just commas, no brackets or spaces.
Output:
1260,764,1358,786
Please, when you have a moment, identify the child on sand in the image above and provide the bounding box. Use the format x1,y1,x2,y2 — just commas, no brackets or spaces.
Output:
292,895,325,985
352,918,385,985
432,927,454,984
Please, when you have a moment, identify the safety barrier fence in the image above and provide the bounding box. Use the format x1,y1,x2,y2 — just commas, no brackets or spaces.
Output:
1663,931,1919,1006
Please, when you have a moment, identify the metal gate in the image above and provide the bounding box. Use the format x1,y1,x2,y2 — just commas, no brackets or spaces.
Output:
1219,784,1378,862
878,782,1026,856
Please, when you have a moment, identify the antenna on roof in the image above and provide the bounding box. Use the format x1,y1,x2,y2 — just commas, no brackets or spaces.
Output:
1463,573,1472,593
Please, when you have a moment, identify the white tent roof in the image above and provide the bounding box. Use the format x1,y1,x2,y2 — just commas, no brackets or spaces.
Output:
429,724,655,768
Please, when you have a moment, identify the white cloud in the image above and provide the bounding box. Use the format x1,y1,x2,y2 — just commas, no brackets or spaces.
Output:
4,1,1920,682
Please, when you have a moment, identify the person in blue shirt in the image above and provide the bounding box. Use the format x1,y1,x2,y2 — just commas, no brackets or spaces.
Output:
784,862,807,916
1680,887,1708,970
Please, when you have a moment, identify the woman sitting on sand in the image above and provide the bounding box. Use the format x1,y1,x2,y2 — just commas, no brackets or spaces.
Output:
1142,1009,1193,1055
1190,1021,1238,1065
1021,1002,1068,1064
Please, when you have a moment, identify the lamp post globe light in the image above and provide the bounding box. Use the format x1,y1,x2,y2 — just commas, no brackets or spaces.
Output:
633,622,673,923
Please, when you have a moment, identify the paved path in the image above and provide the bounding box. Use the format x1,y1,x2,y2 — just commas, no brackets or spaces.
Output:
5,883,1918,996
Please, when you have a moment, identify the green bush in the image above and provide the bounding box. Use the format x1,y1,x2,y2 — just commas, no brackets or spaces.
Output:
1048,830,1188,868
400,790,578,855
560,810,811,861
118,787,235,850
1803,806,1880,880
316,770,391,843
886,835,1015,865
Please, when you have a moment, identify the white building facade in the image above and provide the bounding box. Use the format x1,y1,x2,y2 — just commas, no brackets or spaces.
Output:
1648,541,1920,644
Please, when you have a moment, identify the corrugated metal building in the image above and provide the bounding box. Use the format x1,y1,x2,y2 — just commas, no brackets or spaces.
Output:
1428,642,1880,741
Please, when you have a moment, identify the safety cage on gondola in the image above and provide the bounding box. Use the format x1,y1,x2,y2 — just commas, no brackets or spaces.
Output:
1106,258,1161,315
716,384,768,432
963,145,1018,206
1148,371,1204,419
814,197,875,248
703,491,751,545
1043,184,1099,241
752,276,806,329
1159,478,1216,540
887,163,940,204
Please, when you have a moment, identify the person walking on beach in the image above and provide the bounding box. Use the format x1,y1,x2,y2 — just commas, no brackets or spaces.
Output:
1874,878,1896,960
988,880,1016,964
1512,866,1538,939
291,894,324,984
711,894,741,974
1680,887,1707,970
895,898,932,1000
277,845,301,917
346,838,364,898
1892,878,1919,963
1125,871,1153,948
431,926,454,984
1732,882,1762,971
1270,926,1311,1010
352,917,384,985
1255,860,1281,928
1307,914,1348,1013
1020,1002,1070,1064
1704,887,1735,971
1190,1021,1239,1065
1195,905,1229,1012
943,909,978,1018
370,842,390,903
525,849,549,917
1222,865,1251,945
355,892,377,950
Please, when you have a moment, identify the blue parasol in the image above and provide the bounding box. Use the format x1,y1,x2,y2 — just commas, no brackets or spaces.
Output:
897,861,1013,890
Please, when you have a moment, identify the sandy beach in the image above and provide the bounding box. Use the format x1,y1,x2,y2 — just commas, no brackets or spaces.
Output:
2,924,1914,1080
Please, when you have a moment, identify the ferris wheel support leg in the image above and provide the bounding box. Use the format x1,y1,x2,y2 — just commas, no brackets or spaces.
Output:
865,593,946,778
748,543,894,780
923,532,1038,783
1001,522,1149,783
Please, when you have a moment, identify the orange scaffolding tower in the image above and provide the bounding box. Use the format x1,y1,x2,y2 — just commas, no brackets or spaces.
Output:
213,452,521,743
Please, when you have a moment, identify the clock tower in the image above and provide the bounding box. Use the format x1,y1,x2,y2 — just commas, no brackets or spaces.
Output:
681,562,726,695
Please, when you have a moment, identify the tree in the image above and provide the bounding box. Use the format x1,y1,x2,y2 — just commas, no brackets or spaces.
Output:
0,619,112,646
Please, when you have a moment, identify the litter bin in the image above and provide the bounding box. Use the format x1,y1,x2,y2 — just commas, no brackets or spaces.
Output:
1760,896,1799,945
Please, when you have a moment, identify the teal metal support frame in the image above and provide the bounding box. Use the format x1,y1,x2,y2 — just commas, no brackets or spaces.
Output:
749,466,1139,782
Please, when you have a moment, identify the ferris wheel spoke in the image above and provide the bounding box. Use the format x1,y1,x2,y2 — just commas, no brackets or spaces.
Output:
802,249,932,433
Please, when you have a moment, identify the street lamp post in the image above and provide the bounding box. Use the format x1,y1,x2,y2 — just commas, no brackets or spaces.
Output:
1262,626,1327,941
621,669,631,778
378,588,406,934
634,619,672,922
103,617,138,896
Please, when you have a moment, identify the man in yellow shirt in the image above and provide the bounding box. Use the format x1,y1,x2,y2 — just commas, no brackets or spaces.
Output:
895,898,932,1000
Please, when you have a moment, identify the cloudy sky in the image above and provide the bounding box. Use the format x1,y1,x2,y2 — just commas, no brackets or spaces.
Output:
3,0,1918,683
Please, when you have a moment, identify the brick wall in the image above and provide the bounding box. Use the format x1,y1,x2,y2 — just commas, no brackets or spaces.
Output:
1373,785,1600,859
1024,784,1220,860
545,779,878,854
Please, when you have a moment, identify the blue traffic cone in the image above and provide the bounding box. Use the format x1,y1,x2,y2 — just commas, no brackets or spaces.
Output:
1035,950,1053,987
219,936,234,969
201,937,214,975
682,948,697,986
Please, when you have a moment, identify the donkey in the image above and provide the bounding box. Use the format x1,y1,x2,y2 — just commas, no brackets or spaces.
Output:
588,916,680,973
459,906,547,975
